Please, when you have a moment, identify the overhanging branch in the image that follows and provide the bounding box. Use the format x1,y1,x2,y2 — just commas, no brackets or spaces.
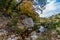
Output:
13,0,23,10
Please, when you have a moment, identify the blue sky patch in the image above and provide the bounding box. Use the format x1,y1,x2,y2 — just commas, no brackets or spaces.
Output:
33,0,60,18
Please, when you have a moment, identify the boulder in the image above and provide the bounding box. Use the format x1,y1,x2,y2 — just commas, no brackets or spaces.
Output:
22,17,34,27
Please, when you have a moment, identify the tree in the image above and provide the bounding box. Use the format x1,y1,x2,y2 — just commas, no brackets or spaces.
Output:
20,1,40,22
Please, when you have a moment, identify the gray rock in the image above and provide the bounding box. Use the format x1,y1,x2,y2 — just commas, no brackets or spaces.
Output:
22,18,34,27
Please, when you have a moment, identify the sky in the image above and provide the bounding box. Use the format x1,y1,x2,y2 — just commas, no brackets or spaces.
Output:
33,0,60,18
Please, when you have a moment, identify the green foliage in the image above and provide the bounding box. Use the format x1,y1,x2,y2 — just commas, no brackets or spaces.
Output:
6,17,18,31
6,22,13,29
0,0,6,7
14,27,23,34
41,22,56,30
56,13,60,19
57,30,60,35
49,22,56,30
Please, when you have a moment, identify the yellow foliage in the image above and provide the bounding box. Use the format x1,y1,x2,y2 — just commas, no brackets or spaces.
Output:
20,1,40,22
20,1,33,13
